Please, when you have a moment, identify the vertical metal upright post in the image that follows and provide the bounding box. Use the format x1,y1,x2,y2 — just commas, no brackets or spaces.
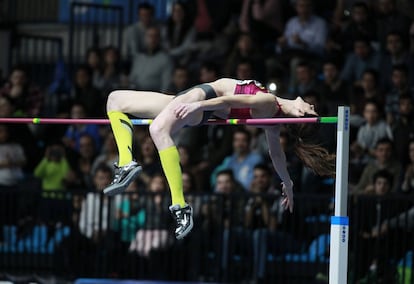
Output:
329,106,350,284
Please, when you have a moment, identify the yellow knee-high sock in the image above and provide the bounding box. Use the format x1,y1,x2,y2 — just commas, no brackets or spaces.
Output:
159,146,186,207
108,111,133,166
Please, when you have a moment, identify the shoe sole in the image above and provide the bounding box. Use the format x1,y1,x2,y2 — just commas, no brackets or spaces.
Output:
103,166,142,196
175,208,194,240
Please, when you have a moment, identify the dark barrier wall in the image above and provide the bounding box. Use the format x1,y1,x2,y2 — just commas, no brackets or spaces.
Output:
0,189,413,284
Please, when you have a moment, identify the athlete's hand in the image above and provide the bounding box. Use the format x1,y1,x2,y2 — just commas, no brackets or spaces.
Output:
283,97,318,117
174,102,200,119
281,180,294,213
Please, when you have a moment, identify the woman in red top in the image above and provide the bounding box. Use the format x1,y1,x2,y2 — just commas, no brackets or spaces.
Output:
105,78,335,239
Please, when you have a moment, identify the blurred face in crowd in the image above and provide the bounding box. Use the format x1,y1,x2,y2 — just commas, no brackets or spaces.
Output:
87,50,100,69
363,102,379,125
232,131,250,156
216,173,234,194
361,72,376,92
296,65,312,84
236,62,253,81
354,41,370,58
172,3,185,23
10,69,27,86
252,168,271,192
103,133,117,154
0,97,14,117
173,68,189,91
409,141,414,163
386,34,403,55
375,142,392,164
296,0,312,19
138,7,153,27
178,146,190,167
182,172,193,193
238,34,253,54
93,169,112,191
149,175,166,193
75,68,91,88
145,27,161,51
323,63,338,84
391,70,407,89
104,47,119,66
140,135,156,159
399,97,413,116
379,0,395,15
374,176,391,195
79,135,95,158
352,6,368,23
199,67,217,83
71,104,86,118
0,125,9,143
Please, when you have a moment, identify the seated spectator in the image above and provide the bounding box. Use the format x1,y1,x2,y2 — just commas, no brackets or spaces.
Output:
340,36,382,84
235,59,255,81
161,1,196,65
353,138,401,193
341,1,377,53
351,100,392,161
91,132,119,175
167,65,192,94
85,47,103,90
392,95,414,167
212,128,263,191
62,102,102,152
198,61,220,84
0,65,43,117
401,140,414,193
70,64,104,117
376,0,411,52
129,174,172,257
135,135,162,187
379,31,411,91
0,125,26,189
224,32,264,80
129,26,173,92
385,64,413,126
289,60,322,98
98,46,122,95
319,60,350,115
124,2,158,57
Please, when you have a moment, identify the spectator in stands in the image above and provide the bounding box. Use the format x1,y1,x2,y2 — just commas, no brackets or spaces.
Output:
168,65,191,94
224,33,264,80
212,128,263,191
319,60,350,115
340,36,382,84
353,138,401,193
379,31,411,91
129,174,171,257
198,61,220,83
235,60,255,81
0,65,43,117
385,65,413,126
91,132,119,176
98,46,122,95
289,60,322,98
0,125,26,189
352,100,392,161
239,0,283,46
124,2,157,58
161,1,196,65
85,47,103,90
392,95,414,168
70,64,104,118
341,2,377,53
78,164,116,240
276,0,327,58
135,134,162,187
129,26,173,92
376,0,411,52
62,102,102,153
401,140,414,193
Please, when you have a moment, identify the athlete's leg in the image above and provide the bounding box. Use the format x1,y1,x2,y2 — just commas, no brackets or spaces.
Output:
149,89,204,239
104,91,174,195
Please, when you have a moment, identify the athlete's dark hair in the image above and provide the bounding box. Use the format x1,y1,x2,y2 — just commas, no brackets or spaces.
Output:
286,122,336,177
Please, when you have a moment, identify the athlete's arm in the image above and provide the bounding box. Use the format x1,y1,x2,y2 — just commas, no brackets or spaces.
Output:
174,92,270,119
265,126,294,213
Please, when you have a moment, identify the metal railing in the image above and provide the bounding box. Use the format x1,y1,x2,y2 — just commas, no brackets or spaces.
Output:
0,188,413,283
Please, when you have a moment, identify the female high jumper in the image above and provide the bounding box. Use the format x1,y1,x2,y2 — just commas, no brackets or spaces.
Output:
104,78,335,239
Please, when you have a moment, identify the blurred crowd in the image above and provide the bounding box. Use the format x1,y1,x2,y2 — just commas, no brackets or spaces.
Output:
0,0,414,282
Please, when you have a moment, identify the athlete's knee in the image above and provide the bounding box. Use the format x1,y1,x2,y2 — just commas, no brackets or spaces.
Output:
106,90,123,112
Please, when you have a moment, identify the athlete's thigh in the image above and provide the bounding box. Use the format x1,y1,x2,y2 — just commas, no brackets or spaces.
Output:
113,90,175,118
